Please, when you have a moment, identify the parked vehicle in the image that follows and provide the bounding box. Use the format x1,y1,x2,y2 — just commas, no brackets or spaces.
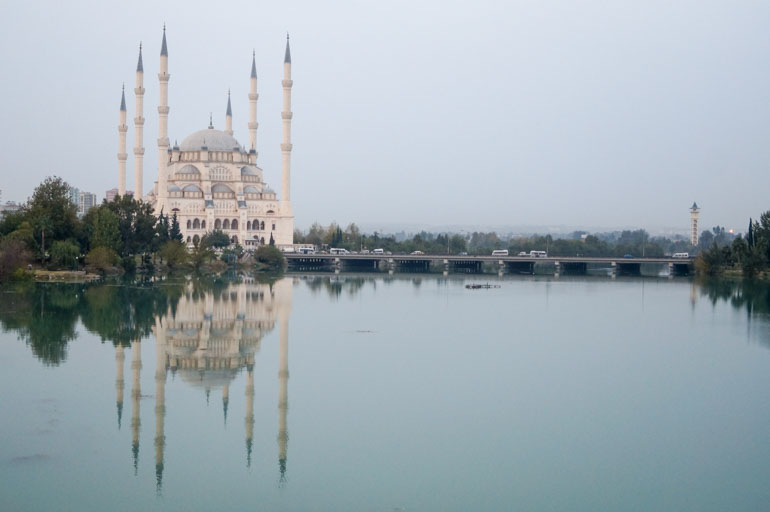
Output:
491,250,509,256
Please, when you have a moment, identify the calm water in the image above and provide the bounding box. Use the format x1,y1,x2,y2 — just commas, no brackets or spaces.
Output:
1,274,769,511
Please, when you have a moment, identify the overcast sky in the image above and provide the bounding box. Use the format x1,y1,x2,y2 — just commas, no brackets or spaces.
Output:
1,0,769,233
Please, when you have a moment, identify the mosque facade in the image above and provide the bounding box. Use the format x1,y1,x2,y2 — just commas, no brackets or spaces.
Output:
117,27,295,247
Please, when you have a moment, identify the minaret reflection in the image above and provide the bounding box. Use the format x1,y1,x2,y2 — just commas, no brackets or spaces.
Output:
115,345,125,429
130,340,142,474
127,277,293,490
277,309,290,483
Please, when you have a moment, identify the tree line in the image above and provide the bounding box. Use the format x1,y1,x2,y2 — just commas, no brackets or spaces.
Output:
0,176,283,280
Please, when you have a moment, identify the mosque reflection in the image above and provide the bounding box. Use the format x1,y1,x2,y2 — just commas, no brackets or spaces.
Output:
114,277,292,491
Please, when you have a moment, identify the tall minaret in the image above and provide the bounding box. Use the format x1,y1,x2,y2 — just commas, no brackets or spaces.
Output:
280,34,293,215
248,51,258,156
277,309,289,482
690,202,700,246
134,43,145,199
157,26,171,204
117,86,128,196
131,340,142,475
225,90,233,136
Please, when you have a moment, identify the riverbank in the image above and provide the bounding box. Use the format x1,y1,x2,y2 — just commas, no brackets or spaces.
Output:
34,270,102,282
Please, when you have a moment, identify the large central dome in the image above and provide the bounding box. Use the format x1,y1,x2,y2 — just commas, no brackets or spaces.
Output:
180,128,242,151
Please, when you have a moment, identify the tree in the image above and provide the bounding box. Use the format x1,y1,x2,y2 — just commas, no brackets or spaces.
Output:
159,240,188,270
85,247,120,275
269,232,275,246
254,245,284,271
90,208,121,252
169,212,183,242
202,230,230,248
0,239,31,281
26,177,78,259
49,240,80,269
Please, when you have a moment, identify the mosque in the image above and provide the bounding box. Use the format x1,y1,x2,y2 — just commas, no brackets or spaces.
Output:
117,27,295,247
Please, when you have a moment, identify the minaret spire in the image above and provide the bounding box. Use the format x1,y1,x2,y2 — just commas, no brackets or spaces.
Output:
248,50,259,159
277,309,290,483
225,90,233,135
280,34,293,216
157,25,171,208
154,318,167,495
134,42,145,199
117,85,128,196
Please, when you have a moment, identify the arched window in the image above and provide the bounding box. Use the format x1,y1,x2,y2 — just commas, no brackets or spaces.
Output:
215,219,222,230
231,235,238,244
186,236,191,243
193,234,200,245
201,220,206,229
223,219,230,230
260,221,265,230
260,236,265,244
186,219,192,229
193,218,200,229
246,221,251,230
232,219,238,230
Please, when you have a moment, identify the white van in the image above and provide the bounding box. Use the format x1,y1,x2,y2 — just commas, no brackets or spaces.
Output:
491,250,509,256
297,247,316,255
330,248,349,255
373,248,385,255
530,250,547,258
672,252,689,258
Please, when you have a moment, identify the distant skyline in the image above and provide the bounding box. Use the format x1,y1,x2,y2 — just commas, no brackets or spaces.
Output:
2,0,769,234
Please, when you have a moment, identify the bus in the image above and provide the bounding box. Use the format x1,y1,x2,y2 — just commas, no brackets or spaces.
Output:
330,248,349,255
373,248,385,255
672,252,689,258
491,250,509,256
529,250,547,258
297,247,316,255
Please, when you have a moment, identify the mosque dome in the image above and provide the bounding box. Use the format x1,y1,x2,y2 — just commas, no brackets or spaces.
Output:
180,128,242,151
178,164,201,174
241,166,259,175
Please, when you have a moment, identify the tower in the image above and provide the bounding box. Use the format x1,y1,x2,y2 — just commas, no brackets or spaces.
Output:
154,318,167,493
131,340,142,474
115,344,125,428
134,44,146,199
280,34,293,215
225,90,233,136
690,202,699,246
157,26,171,203
248,51,259,157
117,86,128,196
277,308,289,482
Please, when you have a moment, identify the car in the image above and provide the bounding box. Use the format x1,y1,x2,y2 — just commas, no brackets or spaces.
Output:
361,249,370,255
459,252,468,256
411,251,425,255
518,251,527,256
624,254,633,258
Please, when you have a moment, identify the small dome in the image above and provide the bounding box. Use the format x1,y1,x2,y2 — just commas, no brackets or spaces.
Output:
244,186,259,193
180,129,242,152
183,184,203,192
263,186,275,194
178,164,200,174
241,166,258,176
168,185,181,192
212,183,234,193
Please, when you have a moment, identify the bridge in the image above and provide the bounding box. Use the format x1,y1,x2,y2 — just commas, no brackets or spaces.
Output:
285,253,694,277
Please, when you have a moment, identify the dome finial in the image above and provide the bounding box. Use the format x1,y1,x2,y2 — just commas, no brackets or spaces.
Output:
284,33,291,63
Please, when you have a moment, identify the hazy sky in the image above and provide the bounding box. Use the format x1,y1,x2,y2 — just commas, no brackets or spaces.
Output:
1,0,769,233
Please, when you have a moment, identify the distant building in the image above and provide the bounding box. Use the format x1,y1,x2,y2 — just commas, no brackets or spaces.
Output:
105,188,132,202
690,202,699,246
0,201,22,218
79,192,97,216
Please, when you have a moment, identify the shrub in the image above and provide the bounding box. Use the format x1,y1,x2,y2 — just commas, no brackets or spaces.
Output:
0,239,31,281
86,247,120,274
159,241,189,270
254,245,285,272
49,240,80,269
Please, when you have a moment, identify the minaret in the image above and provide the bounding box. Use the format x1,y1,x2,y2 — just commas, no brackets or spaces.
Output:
222,383,229,425
115,344,125,428
245,362,255,467
280,34,293,215
154,319,167,493
117,86,128,196
225,90,233,136
690,202,700,246
157,26,171,205
134,43,145,199
248,51,258,157
277,309,289,482
131,340,142,474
